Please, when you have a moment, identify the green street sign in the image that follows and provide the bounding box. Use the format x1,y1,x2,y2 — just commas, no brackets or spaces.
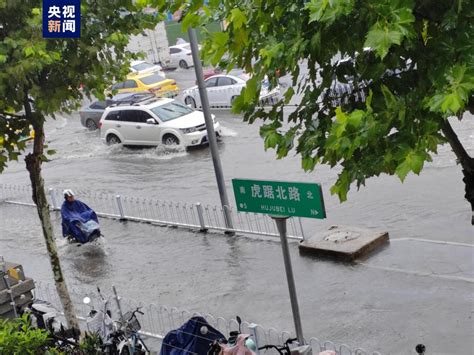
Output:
232,179,326,219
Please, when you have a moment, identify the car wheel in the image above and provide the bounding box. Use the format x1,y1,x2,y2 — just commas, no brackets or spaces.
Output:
184,96,196,108
179,60,188,69
162,134,180,146
106,134,121,145
85,119,98,130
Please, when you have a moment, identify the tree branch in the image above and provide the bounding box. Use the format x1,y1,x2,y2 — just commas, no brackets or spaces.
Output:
441,118,473,172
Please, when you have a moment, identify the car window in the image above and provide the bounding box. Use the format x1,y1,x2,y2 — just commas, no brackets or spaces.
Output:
132,62,154,71
217,77,236,86
150,102,194,122
105,111,120,121
205,77,218,88
90,101,107,110
169,47,181,54
123,80,138,89
135,110,154,123
139,74,166,85
112,82,125,90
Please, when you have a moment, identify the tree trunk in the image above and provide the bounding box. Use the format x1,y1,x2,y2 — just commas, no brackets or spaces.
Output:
441,119,474,225
23,104,80,330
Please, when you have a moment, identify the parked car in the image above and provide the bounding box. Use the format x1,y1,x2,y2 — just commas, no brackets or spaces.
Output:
79,92,155,130
99,96,221,148
183,72,281,108
169,43,194,69
130,60,165,78
111,73,179,98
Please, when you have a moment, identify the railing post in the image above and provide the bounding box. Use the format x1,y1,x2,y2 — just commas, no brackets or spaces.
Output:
115,195,126,220
298,218,306,241
49,188,58,210
195,203,207,232
248,323,260,355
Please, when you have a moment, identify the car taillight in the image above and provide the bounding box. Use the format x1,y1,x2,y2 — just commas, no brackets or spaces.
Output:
99,121,102,129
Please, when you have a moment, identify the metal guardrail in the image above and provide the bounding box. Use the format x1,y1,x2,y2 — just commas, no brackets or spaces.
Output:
0,184,305,240
34,282,381,355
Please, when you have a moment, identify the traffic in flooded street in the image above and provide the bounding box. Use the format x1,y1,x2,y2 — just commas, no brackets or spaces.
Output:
1,66,473,354
1,3,473,353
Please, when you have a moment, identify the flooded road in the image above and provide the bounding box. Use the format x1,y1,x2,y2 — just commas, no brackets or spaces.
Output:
1,68,473,353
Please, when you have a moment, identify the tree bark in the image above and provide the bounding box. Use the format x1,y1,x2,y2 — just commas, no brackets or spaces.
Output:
441,119,474,225
23,98,80,330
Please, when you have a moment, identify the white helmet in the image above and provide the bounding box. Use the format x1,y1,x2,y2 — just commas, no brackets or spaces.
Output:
63,189,75,197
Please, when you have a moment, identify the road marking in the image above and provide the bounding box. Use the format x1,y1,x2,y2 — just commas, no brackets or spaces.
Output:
357,262,474,283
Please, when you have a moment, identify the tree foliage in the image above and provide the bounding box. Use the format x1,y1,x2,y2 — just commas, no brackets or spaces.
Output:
0,0,161,328
0,0,159,170
152,0,474,220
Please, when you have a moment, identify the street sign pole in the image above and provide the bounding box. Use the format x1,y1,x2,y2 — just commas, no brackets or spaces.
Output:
187,27,234,232
273,216,305,345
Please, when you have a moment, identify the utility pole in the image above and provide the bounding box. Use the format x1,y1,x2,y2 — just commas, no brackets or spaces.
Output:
187,27,234,232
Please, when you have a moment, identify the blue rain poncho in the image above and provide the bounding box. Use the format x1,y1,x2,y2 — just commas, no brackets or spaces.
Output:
61,199,100,244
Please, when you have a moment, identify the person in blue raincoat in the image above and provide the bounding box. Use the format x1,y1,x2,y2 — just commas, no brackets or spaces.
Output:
61,189,101,244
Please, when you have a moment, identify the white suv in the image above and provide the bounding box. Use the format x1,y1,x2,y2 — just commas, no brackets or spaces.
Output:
99,97,221,148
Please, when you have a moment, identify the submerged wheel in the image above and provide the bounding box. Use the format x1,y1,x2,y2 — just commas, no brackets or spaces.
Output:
184,96,196,108
162,134,180,146
179,60,189,69
86,119,98,130
106,134,121,145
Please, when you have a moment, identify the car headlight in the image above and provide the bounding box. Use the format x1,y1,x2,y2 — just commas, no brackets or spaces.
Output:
180,127,197,134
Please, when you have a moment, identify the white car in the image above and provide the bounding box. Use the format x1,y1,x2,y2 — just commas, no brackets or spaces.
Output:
169,43,194,69
130,60,165,78
99,97,221,148
182,72,281,109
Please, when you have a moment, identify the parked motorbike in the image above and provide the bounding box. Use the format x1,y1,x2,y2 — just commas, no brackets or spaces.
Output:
208,316,256,355
160,316,226,355
20,299,80,352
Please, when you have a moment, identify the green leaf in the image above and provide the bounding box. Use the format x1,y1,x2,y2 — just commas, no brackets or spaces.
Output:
364,22,403,59
302,156,316,171
181,13,200,31
243,76,258,104
284,87,295,103
395,150,425,181
24,47,35,57
264,131,280,150
440,93,463,113
229,8,246,29
46,149,56,155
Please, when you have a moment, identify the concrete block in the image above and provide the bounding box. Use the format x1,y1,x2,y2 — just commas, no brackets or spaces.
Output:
0,292,33,317
0,278,35,304
299,225,389,261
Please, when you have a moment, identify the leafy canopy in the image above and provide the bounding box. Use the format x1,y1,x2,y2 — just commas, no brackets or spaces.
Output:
151,0,473,201
0,0,160,171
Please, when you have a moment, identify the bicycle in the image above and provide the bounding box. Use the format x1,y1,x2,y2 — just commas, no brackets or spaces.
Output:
115,307,149,355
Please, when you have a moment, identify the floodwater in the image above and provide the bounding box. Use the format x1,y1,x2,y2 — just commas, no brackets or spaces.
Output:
0,68,473,354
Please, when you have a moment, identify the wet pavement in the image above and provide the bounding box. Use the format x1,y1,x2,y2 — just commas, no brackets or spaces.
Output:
0,67,473,354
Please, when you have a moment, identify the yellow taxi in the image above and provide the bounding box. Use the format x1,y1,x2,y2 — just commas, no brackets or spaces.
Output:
111,73,179,98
